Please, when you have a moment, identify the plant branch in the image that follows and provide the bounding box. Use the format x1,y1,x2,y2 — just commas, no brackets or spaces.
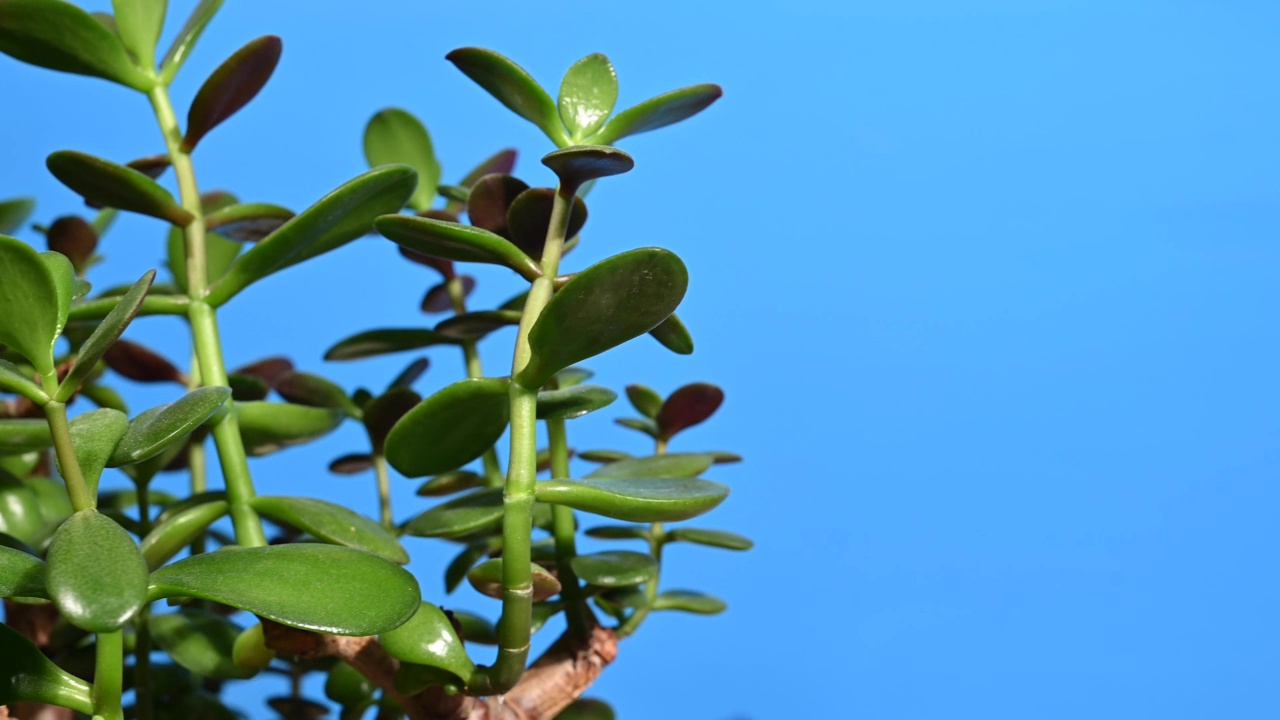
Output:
547,415,589,640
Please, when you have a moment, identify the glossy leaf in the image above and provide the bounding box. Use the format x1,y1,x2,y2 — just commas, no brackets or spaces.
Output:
435,309,522,341
329,452,372,475
541,146,633,191
385,378,509,478
183,35,282,151
0,544,46,598
517,248,686,389
140,496,228,569
149,544,421,635
652,589,726,614
559,53,617,139
46,509,148,631
536,383,617,421
46,150,193,225
421,276,474,313
0,235,65,374
150,609,257,680
208,165,417,305
625,384,662,419
158,0,222,83
506,187,588,259
236,401,344,456
375,213,542,282
204,201,294,241
104,338,184,383
0,196,34,234
0,419,53,454
38,251,73,340
657,382,724,440
276,371,361,416
395,663,464,696
446,47,567,145
649,311,693,354
534,477,728,522
111,0,166,66
66,408,128,496
586,453,715,480
665,527,753,551
0,0,151,90
591,84,723,145
325,327,461,361
416,470,485,498
554,698,616,720
467,558,561,602
0,622,93,713
46,214,97,272
380,602,475,681
108,386,230,466
251,495,408,564
364,108,440,212
402,488,503,539
362,388,420,452
466,173,528,237
57,269,154,401
570,551,656,588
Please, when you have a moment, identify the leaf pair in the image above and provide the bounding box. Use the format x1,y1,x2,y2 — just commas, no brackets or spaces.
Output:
622,382,725,442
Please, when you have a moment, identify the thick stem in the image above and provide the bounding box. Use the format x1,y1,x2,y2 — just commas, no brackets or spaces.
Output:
547,416,589,639
372,453,394,529
92,630,125,720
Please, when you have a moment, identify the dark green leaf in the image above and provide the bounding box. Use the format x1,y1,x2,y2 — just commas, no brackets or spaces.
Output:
558,53,617,140
158,0,223,83
388,356,430,391
251,495,408,564
648,311,693,354
416,470,485,498
108,386,229,466
362,387,421,452
0,622,93,713
379,602,475,680
228,372,269,401
328,453,372,475
140,496,228,569
275,371,360,416
47,509,148,631
516,248,688,389
148,544,421,635
0,419,53,454
111,0,166,67
534,477,728,522
570,550,656,587
66,408,128,497
150,609,257,680
576,449,632,464
657,382,723,440
506,187,587,259
625,384,662,419
591,84,722,145
364,108,440,212
536,383,616,421
583,524,650,541
402,488,502,539
325,661,374,708
467,558,561,602
236,401,344,456
0,543,46,598
204,201,294,241
57,269,154,401
208,165,417,305
103,338,185,383
45,215,97,272
446,47,567,145
385,378,509,478
450,608,497,644
541,146,633,192
183,35,282,151
444,537,498,593
586,453,715,480
554,698,616,720
325,327,461,361
665,527,753,551
466,173,528,237
435,309,521,341
0,235,66,374
0,196,35,235
375,213,542,282
0,0,151,90
652,589,726,614
46,150,192,225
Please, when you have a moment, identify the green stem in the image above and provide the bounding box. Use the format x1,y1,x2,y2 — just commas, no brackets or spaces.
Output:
134,483,154,720
92,630,125,720
68,294,188,322
187,355,209,556
547,415,589,639
616,437,669,638
148,84,267,548
372,452,394,529
472,185,574,695
42,397,94,512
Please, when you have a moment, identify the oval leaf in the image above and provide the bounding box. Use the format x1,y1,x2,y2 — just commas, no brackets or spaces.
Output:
57,269,155,401
467,558,561,602
506,187,588,259
541,146,633,191
250,495,408,564
652,589,726,615
140,497,229,570
466,173,528,238
559,53,618,139
104,338,185,383
649,312,693,354
0,235,63,374
150,609,257,680
375,213,542,282
148,544,421,636
0,0,151,90
435,309,522,341
657,382,724,440
591,84,723,145
112,0,166,67
416,470,485,498
183,35,282,152
379,602,476,681
385,378,509,478
66,408,128,496
158,0,222,83
364,108,440,212
46,150,193,225
402,488,502,539
362,387,420,452
0,196,35,235
0,544,46,599
516,248,688,389
236,401,344,456
275,371,360,416
586,453,715,480
325,327,461,361
325,661,374,707
46,509,148,631
46,214,97,272
446,47,567,145
329,452,372,475
204,201,294,241
625,384,662,419
534,477,728,523
536,384,617,421
665,527,753,551
0,622,93,713
108,386,230,466
570,551,657,588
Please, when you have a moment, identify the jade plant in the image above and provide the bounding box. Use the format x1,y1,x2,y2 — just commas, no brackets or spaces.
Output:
0,1,745,719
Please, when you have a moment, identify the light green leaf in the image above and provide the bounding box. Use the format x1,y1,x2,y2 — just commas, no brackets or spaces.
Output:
0,358,47,404
536,384,617,421
236,401,344,456
250,495,408,564
0,0,152,90
108,386,230,466
111,0,166,67
46,509,148,631
0,235,64,374
558,53,618,140
0,543,46,599
158,0,222,83
56,269,154,401
625,384,662,419
586,453,715,480
664,527,753,551
652,589,726,614
379,602,475,681
140,495,228,570
364,108,440,212
467,558,560,602
570,551,656,588
66,408,128,497
0,419,52,455
0,196,35,235
534,477,728,523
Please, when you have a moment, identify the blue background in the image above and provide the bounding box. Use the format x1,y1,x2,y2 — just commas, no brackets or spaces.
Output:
3,1,1279,718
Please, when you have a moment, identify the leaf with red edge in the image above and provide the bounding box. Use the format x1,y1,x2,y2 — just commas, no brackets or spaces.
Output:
46,216,97,273
656,383,723,441
104,339,185,384
183,35,283,152
420,276,474,313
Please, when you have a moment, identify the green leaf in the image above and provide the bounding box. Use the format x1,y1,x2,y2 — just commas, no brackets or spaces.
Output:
657,382,724,440
46,150,193,225
436,309,522,342
450,608,497,644
0,0,152,90
204,201,294,241
158,0,222,83
108,386,230,466
37,250,73,340
325,661,374,708
559,53,617,140
0,196,35,235
275,371,361,417
554,366,594,388
375,213,542,282
652,589,726,615
111,0,166,67
402,488,502,539
385,378,509,478
150,609,257,680
57,269,155,401
379,602,476,681
554,698,616,720
328,452,372,475
0,359,46,405
625,384,662,419
467,558,561,602
443,537,498,593
0,235,65,374
586,453,715,480
46,509,148,631
148,544,421,636
649,312,693,354
364,108,440,212
0,543,46,598
591,84,723,145
66,408,128,497
236,401,344,456
665,527,753,551
541,146,633,192
231,621,273,673
416,470,485,498
395,663,464,696
536,383,616,421
0,419,52,454
208,165,417,306
182,35,282,152
576,449,632,464
140,496,228,570
534,477,728,523
516,248,688,389
446,47,567,145
250,495,408,564
570,550,656,588
325,327,461,361
0,622,93,713
583,524,650,542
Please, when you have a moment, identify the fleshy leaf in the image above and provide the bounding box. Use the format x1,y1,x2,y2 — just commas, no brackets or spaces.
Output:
570,550,657,588
516,248,688,389
451,609,497,644
250,495,408,564
364,108,440,212
444,537,499,593
0,419,53,454
554,366,593,388
375,213,542,282
0,544,46,599
236,401,344,456
577,449,632,464
534,477,728,522
0,235,66,374
108,386,230,466
467,558,561,602
586,453,715,480
458,148,518,190
536,384,617,421
46,215,97,272
275,371,361,417
46,150,193,225
541,146,633,192
558,53,618,140
506,187,587,259
66,408,128,497
111,0,166,67
150,609,257,680
0,0,151,90
466,173,528,237
421,276,474,313
183,35,283,152
379,602,476,681
446,47,567,145
652,589,726,614
0,622,93,713
362,388,420,452
591,84,723,145
583,524,650,541
104,338,185,383
649,312,693,354
325,327,461,361
385,378,509,478
388,356,430,391
158,0,223,83
416,470,485,498
325,661,374,708
625,384,662,419
657,382,724,441
46,509,148,631
665,527,753,551
57,269,155,401
402,488,503,539
329,453,372,475
204,202,294,241
208,165,417,305
148,544,421,635
140,496,228,569
435,310,522,341
0,197,35,234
